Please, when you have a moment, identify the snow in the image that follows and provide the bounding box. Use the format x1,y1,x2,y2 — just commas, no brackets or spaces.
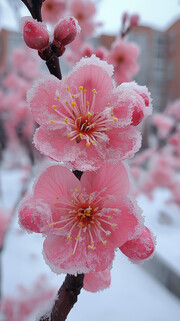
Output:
1,168,180,320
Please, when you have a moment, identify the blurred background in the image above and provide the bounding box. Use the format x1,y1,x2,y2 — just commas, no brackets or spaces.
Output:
0,0,180,320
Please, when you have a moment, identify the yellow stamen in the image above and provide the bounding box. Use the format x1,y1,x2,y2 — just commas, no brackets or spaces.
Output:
103,241,107,245
71,102,76,107
88,112,92,118
67,86,70,91
56,196,59,199
110,113,114,117
67,236,71,241
113,118,118,122
50,120,54,124
52,105,57,109
64,118,68,123
84,89,86,93
86,101,90,106
92,89,97,95
75,188,78,192
86,142,91,147
106,128,110,131
57,95,60,100
79,86,83,91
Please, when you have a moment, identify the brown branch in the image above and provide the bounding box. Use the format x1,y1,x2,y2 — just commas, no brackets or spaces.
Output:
39,274,84,321
20,0,44,22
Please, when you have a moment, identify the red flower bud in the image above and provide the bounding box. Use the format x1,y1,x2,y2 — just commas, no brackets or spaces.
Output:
22,17,49,51
53,17,80,48
130,14,139,27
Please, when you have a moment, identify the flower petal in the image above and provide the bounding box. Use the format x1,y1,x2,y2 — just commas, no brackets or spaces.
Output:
43,234,115,274
81,162,129,197
34,164,81,203
120,226,155,262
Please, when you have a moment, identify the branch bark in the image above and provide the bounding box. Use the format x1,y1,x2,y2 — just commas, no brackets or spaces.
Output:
39,274,84,321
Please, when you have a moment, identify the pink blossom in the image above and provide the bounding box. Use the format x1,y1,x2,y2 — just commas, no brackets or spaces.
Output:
68,0,97,37
83,270,111,292
153,113,174,139
130,14,139,27
19,163,144,274
120,226,155,262
42,0,66,24
0,275,55,321
0,207,11,249
28,56,151,171
22,17,49,51
107,38,140,85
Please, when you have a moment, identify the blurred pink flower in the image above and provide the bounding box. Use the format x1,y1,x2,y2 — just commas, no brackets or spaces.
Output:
28,56,151,171
153,113,174,139
19,163,144,274
107,38,140,85
42,0,66,24
0,275,55,321
69,0,97,37
0,207,11,249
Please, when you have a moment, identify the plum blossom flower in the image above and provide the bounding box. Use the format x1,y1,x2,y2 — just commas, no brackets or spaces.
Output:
42,0,66,24
28,56,151,171
107,38,140,85
19,163,145,275
68,0,97,37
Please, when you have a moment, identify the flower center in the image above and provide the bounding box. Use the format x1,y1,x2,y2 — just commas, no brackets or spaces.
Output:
50,86,118,147
46,3,53,10
117,56,124,63
50,188,118,255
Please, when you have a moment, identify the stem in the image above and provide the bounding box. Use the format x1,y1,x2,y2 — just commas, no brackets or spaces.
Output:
46,55,62,80
39,274,84,321
20,0,43,22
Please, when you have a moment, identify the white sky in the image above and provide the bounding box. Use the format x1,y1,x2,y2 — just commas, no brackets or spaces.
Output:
1,0,180,33
96,0,180,34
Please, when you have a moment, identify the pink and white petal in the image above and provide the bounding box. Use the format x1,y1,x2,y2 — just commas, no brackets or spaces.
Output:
83,270,111,292
81,162,129,197
27,75,67,125
43,234,115,274
120,226,155,262
18,192,51,233
66,56,115,113
103,196,144,248
34,164,81,203
34,126,102,171
106,127,142,161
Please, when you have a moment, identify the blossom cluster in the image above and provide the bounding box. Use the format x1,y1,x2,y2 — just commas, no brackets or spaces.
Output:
19,53,154,291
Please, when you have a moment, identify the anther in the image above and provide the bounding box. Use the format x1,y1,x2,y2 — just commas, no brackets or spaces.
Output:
50,120,54,124
52,105,57,109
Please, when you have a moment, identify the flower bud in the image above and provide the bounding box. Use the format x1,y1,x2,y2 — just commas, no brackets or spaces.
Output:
53,17,80,48
130,14,139,27
22,17,49,51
